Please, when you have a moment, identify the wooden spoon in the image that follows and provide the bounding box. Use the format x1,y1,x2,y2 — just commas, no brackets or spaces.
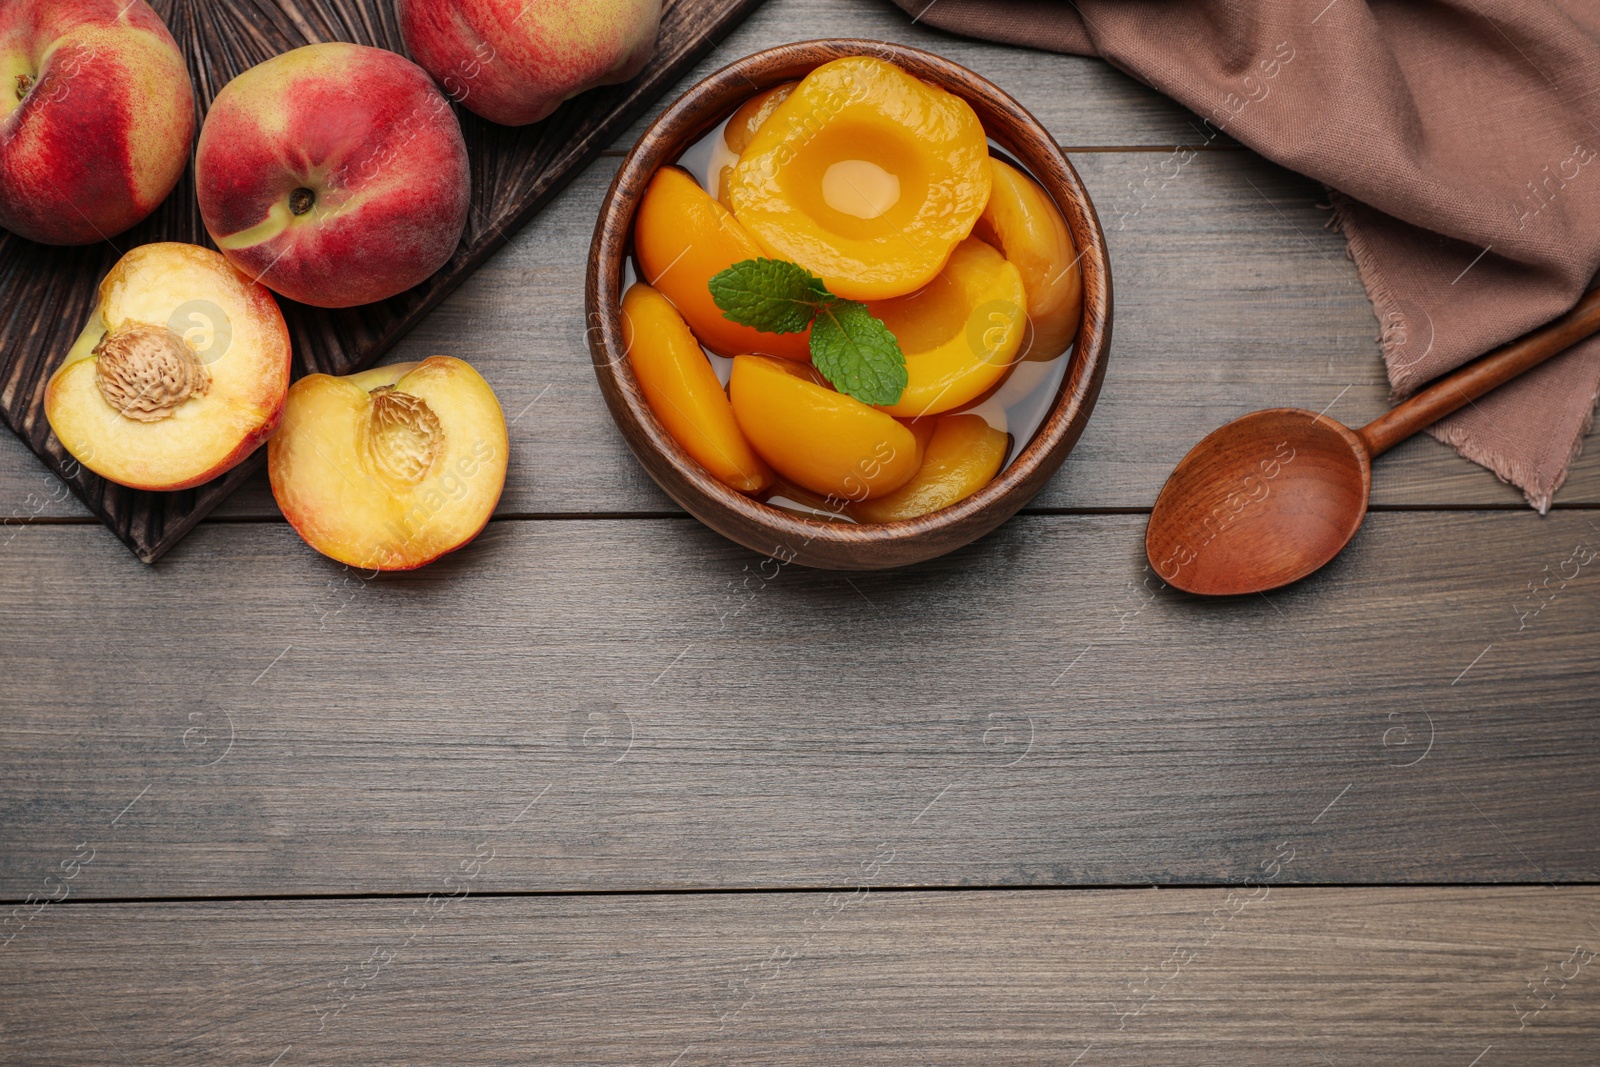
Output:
1146,287,1600,596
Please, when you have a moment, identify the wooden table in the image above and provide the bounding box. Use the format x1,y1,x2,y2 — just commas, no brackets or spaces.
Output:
3,2,1597,1062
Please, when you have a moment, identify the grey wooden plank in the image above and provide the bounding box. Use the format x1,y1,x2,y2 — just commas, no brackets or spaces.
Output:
7,145,1595,524
2,888,1595,1064
0,429,94,530
2,510,1596,898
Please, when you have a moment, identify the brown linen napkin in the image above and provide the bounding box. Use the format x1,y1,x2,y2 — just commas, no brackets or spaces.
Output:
892,0,1600,509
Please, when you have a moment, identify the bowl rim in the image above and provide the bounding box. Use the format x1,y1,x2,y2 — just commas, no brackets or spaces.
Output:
587,37,1112,560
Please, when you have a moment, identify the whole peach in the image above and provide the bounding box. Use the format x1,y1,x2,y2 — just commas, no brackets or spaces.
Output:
0,0,194,245
195,43,470,309
398,0,660,127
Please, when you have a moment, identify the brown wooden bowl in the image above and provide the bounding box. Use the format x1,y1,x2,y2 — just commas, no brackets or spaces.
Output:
587,39,1112,570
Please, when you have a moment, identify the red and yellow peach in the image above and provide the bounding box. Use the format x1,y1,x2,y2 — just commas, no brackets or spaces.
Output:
195,42,470,309
44,242,291,490
269,356,509,571
398,0,661,127
0,0,194,245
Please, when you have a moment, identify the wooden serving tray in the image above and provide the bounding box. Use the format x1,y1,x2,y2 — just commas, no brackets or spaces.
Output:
0,0,763,562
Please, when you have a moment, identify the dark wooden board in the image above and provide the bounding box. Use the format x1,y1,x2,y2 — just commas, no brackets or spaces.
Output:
3,511,1596,898
0,0,764,563
4,888,1596,1063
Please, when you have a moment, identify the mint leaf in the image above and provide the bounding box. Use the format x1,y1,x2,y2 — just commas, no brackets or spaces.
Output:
708,257,907,405
810,301,907,407
709,258,828,334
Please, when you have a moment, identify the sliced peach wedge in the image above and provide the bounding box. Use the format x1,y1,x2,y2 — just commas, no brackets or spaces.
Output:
729,354,923,502
868,237,1027,418
268,357,508,571
621,282,772,493
44,242,291,491
851,413,1009,524
634,166,811,362
975,158,1082,361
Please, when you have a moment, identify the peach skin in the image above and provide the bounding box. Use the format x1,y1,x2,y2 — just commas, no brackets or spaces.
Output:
0,0,194,245
398,0,660,127
195,43,469,309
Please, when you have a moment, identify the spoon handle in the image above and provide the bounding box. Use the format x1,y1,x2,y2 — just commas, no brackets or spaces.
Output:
1356,285,1600,458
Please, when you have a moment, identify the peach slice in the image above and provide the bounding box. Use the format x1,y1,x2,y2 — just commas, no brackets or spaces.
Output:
728,354,920,501
975,158,1082,361
765,419,934,519
852,414,1009,523
868,237,1027,418
634,167,811,361
621,282,772,493
723,82,796,156
728,56,991,301
716,82,796,210
268,356,508,571
44,242,291,491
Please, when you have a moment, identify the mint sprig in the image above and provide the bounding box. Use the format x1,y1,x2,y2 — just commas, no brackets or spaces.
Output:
810,301,908,406
709,258,906,406
708,258,830,335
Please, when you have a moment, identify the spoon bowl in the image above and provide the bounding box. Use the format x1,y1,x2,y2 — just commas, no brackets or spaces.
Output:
1146,286,1600,596
1146,409,1370,595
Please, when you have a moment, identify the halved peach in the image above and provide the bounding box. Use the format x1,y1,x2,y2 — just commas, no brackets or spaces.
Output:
268,356,508,571
868,237,1027,418
975,158,1082,360
634,167,812,362
622,283,771,494
44,242,290,491
852,413,1009,523
728,56,992,301
729,354,920,501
